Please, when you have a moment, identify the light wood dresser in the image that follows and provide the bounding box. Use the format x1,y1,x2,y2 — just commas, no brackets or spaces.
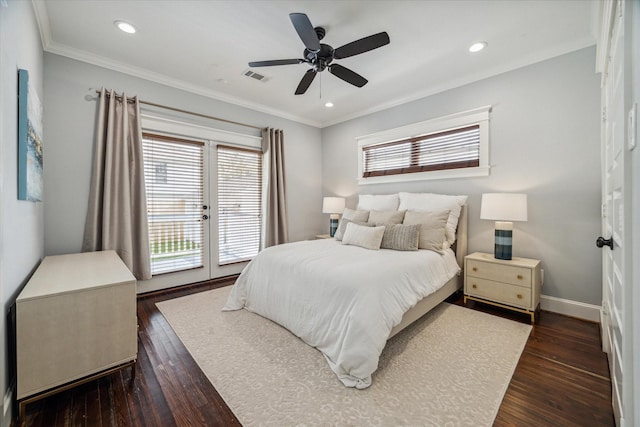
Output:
16,250,137,420
464,252,542,322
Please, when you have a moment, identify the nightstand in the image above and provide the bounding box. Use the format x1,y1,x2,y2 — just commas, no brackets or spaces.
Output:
464,252,542,322
315,234,332,239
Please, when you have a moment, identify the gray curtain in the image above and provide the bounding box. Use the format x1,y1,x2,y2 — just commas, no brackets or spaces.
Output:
82,88,151,280
262,128,289,247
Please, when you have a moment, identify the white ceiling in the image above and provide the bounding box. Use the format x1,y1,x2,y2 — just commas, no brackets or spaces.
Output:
33,0,597,128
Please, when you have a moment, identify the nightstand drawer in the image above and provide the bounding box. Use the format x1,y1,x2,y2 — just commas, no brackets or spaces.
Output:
466,277,532,308
466,259,532,286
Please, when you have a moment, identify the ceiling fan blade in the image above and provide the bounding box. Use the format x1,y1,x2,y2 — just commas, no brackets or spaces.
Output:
334,32,390,59
329,64,368,87
295,69,317,95
289,13,320,52
248,59,303,67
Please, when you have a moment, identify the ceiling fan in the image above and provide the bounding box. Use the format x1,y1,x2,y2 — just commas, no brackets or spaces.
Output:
248,13,390,95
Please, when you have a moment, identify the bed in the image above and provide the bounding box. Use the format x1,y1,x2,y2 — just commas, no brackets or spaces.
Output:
224,193,467,389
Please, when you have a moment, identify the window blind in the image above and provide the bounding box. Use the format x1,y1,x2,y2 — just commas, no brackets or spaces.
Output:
362,124,480,177
142,133,205,275
217,145,263,265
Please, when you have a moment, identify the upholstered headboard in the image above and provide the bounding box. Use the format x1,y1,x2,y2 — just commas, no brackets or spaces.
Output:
454,204,468,270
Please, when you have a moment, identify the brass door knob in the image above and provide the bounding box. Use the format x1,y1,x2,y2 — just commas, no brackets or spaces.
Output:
517,294,523,299
472,284,477,289
517,274,523,280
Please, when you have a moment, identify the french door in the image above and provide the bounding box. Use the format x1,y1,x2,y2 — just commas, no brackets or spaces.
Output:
597,1,635,425
137,116,262,293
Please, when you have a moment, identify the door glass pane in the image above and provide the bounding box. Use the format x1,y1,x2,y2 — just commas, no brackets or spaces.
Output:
217,146,262,265
143,134,205,275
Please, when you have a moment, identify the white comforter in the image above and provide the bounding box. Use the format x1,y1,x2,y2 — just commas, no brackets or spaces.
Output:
223,238,460,389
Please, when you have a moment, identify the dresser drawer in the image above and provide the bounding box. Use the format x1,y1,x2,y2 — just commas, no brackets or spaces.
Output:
466,259,532,287
466,277,532,309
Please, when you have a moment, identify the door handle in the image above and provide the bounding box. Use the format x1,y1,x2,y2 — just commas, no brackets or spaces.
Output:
202,214,209,220
596,236,613,250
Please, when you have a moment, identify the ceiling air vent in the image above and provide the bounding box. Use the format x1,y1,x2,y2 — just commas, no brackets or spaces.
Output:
243,69,268,82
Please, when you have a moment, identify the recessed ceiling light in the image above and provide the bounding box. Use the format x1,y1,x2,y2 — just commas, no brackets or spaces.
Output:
325,102,334,108
114,20,136,34
469,41,487,53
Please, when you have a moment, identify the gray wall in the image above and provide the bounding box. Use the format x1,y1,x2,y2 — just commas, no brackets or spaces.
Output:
43,54,323,259
321,47,602,305
0,1,45,422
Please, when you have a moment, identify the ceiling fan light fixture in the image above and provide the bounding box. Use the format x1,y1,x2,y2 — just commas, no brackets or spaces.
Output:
248,13,389,95
469,41,487,53
114,20,136,34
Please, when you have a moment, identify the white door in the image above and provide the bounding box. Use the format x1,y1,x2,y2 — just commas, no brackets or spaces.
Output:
140,132,212,292
598,1,634,425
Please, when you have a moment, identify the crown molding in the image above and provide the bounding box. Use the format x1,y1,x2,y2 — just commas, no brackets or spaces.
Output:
31,0,321,129
46,41,322,128
29,0,596,130
320,37,596,128
31,0,51,51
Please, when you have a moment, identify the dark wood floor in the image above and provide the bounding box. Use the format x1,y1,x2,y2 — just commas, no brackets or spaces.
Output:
19,278,614,426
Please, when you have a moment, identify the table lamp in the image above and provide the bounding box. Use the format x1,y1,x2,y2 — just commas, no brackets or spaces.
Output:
480,193,528,260
322,197,345,237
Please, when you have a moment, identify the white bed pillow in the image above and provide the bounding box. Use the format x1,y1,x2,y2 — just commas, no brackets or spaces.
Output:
398,192,467,248
341,223,386,250
334,218,372,241
357,194,399,211
368,210,406,225
403,210,449,252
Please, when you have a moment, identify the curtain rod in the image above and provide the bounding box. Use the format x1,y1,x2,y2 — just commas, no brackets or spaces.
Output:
95,89,263,131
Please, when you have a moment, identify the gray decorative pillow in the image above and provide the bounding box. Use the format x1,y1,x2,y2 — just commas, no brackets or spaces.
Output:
403,210,450,252
380,223,420,251
334,218,372,241
368,210,406,225
341,223,386,250
342,207,370,222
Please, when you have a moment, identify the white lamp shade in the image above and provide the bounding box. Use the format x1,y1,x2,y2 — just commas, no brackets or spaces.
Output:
480,193,528,222
322,197,345,214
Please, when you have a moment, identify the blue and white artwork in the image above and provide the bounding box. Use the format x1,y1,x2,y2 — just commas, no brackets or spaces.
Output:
18,69,43,202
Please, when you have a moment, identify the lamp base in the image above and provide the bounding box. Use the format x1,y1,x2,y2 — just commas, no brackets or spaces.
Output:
494,221,513,260
329,214,339,237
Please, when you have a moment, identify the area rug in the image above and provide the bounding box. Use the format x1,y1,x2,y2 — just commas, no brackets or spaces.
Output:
156,286,532,426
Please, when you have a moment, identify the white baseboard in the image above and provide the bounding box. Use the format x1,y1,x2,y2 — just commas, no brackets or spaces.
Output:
540,294,601,322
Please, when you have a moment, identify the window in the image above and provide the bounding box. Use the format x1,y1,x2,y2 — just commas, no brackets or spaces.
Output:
142,133,205,275
363,125,480,177
217,145,263,265
357,106,490,184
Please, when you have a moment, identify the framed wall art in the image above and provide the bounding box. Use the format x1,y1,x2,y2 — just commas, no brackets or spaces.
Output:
17,68,43,202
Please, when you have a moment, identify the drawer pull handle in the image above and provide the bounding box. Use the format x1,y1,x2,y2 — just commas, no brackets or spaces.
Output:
517,274,523,280
472,267,478,272
517,294,523,299
472,284,477,289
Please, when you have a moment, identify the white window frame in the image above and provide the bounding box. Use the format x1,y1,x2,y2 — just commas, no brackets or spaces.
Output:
357,106,491,185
